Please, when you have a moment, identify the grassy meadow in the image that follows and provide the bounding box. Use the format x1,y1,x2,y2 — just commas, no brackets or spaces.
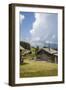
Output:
20,54,58,78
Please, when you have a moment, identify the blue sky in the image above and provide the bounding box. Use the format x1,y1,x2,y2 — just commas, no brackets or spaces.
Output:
20,12,58,47
20,12,35,41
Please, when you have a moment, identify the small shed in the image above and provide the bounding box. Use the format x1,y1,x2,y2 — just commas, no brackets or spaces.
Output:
20,46,31,64
36,48,58,63
20,46,25,64
53,53,58,63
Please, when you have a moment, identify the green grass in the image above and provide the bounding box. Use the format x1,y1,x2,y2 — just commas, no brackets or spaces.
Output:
20,59,58,78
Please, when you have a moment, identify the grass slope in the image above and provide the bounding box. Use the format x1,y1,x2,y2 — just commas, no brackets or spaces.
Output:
20,59,58,78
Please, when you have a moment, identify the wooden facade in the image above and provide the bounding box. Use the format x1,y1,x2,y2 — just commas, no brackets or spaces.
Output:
36,48,58,63
20,46,25,64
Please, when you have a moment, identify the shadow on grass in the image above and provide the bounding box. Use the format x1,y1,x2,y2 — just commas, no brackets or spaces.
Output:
21,62,29,65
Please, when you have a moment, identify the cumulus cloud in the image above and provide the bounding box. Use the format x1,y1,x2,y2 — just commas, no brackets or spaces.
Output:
30,13,57,47
20,14,25,41
52,35,56,39
20,14,25,23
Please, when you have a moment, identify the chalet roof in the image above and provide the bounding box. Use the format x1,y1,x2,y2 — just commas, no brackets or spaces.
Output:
20,46,31,55
42,48,58,55
20,46,25,50
53,53,58,56
38,47,58,56
23,50,31,55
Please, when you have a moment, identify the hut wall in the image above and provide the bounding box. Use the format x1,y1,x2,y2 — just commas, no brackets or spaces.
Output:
20,50,23,64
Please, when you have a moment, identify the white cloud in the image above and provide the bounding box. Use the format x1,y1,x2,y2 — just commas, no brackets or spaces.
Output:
52,35,56,39
30,13,57,47
20,14,25,23
20,14,25,41
30,13,48,35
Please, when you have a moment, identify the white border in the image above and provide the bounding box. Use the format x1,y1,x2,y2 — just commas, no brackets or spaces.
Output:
15,6,63,84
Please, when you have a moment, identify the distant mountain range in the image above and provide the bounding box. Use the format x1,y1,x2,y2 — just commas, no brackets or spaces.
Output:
44,43,58,50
